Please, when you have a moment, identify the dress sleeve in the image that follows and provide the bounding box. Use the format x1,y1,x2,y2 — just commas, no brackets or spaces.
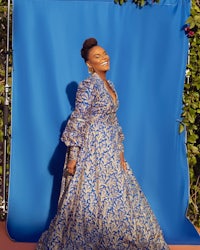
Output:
68,146,80,161
61,80,93,149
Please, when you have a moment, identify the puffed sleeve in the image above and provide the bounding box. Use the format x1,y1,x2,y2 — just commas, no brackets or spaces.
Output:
118,125,125,152
61,79,93,150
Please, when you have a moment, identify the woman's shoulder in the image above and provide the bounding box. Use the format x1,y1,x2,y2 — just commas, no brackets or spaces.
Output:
76,75,96,98
78,75,92,90
79,73,102,91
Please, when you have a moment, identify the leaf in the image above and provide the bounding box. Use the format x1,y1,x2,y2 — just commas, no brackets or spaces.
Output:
179,123,185,133
188,155,197,166
187,112,196,123
188,133,198,144
186,16,194,23
194,15,200,24
189,145,199,155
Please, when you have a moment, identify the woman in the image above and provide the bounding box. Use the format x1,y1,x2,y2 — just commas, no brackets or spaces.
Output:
37,38,169,249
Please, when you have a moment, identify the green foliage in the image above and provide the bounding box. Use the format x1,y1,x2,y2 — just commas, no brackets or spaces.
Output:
114,0,159,7
182,1,200,228
0,0,12,220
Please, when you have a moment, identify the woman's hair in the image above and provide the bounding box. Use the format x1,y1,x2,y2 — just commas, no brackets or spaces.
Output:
81,38,98,62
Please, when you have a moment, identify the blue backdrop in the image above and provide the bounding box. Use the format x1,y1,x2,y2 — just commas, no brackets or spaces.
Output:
8,0,200,244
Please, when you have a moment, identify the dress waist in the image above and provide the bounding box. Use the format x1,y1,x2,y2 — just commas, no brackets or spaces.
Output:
90,113,117,125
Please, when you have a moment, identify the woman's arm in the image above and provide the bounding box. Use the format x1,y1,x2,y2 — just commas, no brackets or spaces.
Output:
62,79,94,175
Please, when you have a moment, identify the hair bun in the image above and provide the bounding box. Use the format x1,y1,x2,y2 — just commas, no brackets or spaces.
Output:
81,38,98,61
83,38,97,49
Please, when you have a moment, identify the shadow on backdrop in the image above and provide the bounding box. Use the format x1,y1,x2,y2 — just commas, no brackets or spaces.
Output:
46,81,78,228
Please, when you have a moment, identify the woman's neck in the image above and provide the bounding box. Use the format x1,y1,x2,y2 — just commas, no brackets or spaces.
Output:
95,71,107,82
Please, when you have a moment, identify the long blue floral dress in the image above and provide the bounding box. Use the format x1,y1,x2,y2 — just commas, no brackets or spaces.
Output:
36,73,169,250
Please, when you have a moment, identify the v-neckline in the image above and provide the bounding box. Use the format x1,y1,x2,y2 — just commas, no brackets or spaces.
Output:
92,73,117,105
104,80,117,105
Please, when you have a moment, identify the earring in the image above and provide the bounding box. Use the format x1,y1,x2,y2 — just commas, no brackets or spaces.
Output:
87,64,95,74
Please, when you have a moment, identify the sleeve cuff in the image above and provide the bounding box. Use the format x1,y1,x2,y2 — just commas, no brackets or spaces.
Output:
68,146,80,161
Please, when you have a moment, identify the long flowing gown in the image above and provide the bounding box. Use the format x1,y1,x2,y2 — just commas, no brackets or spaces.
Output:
36,73,169,250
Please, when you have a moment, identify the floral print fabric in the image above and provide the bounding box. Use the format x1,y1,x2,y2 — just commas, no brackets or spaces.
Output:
36,73,169,250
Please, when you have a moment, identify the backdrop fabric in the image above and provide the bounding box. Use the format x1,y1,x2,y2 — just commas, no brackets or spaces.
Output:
8,0,200,244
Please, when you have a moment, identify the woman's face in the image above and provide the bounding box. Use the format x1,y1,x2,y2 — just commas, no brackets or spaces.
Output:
87,46,110,74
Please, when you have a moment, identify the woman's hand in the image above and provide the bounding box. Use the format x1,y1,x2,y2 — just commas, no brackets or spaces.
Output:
67,159,76,175
120,151,127,171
